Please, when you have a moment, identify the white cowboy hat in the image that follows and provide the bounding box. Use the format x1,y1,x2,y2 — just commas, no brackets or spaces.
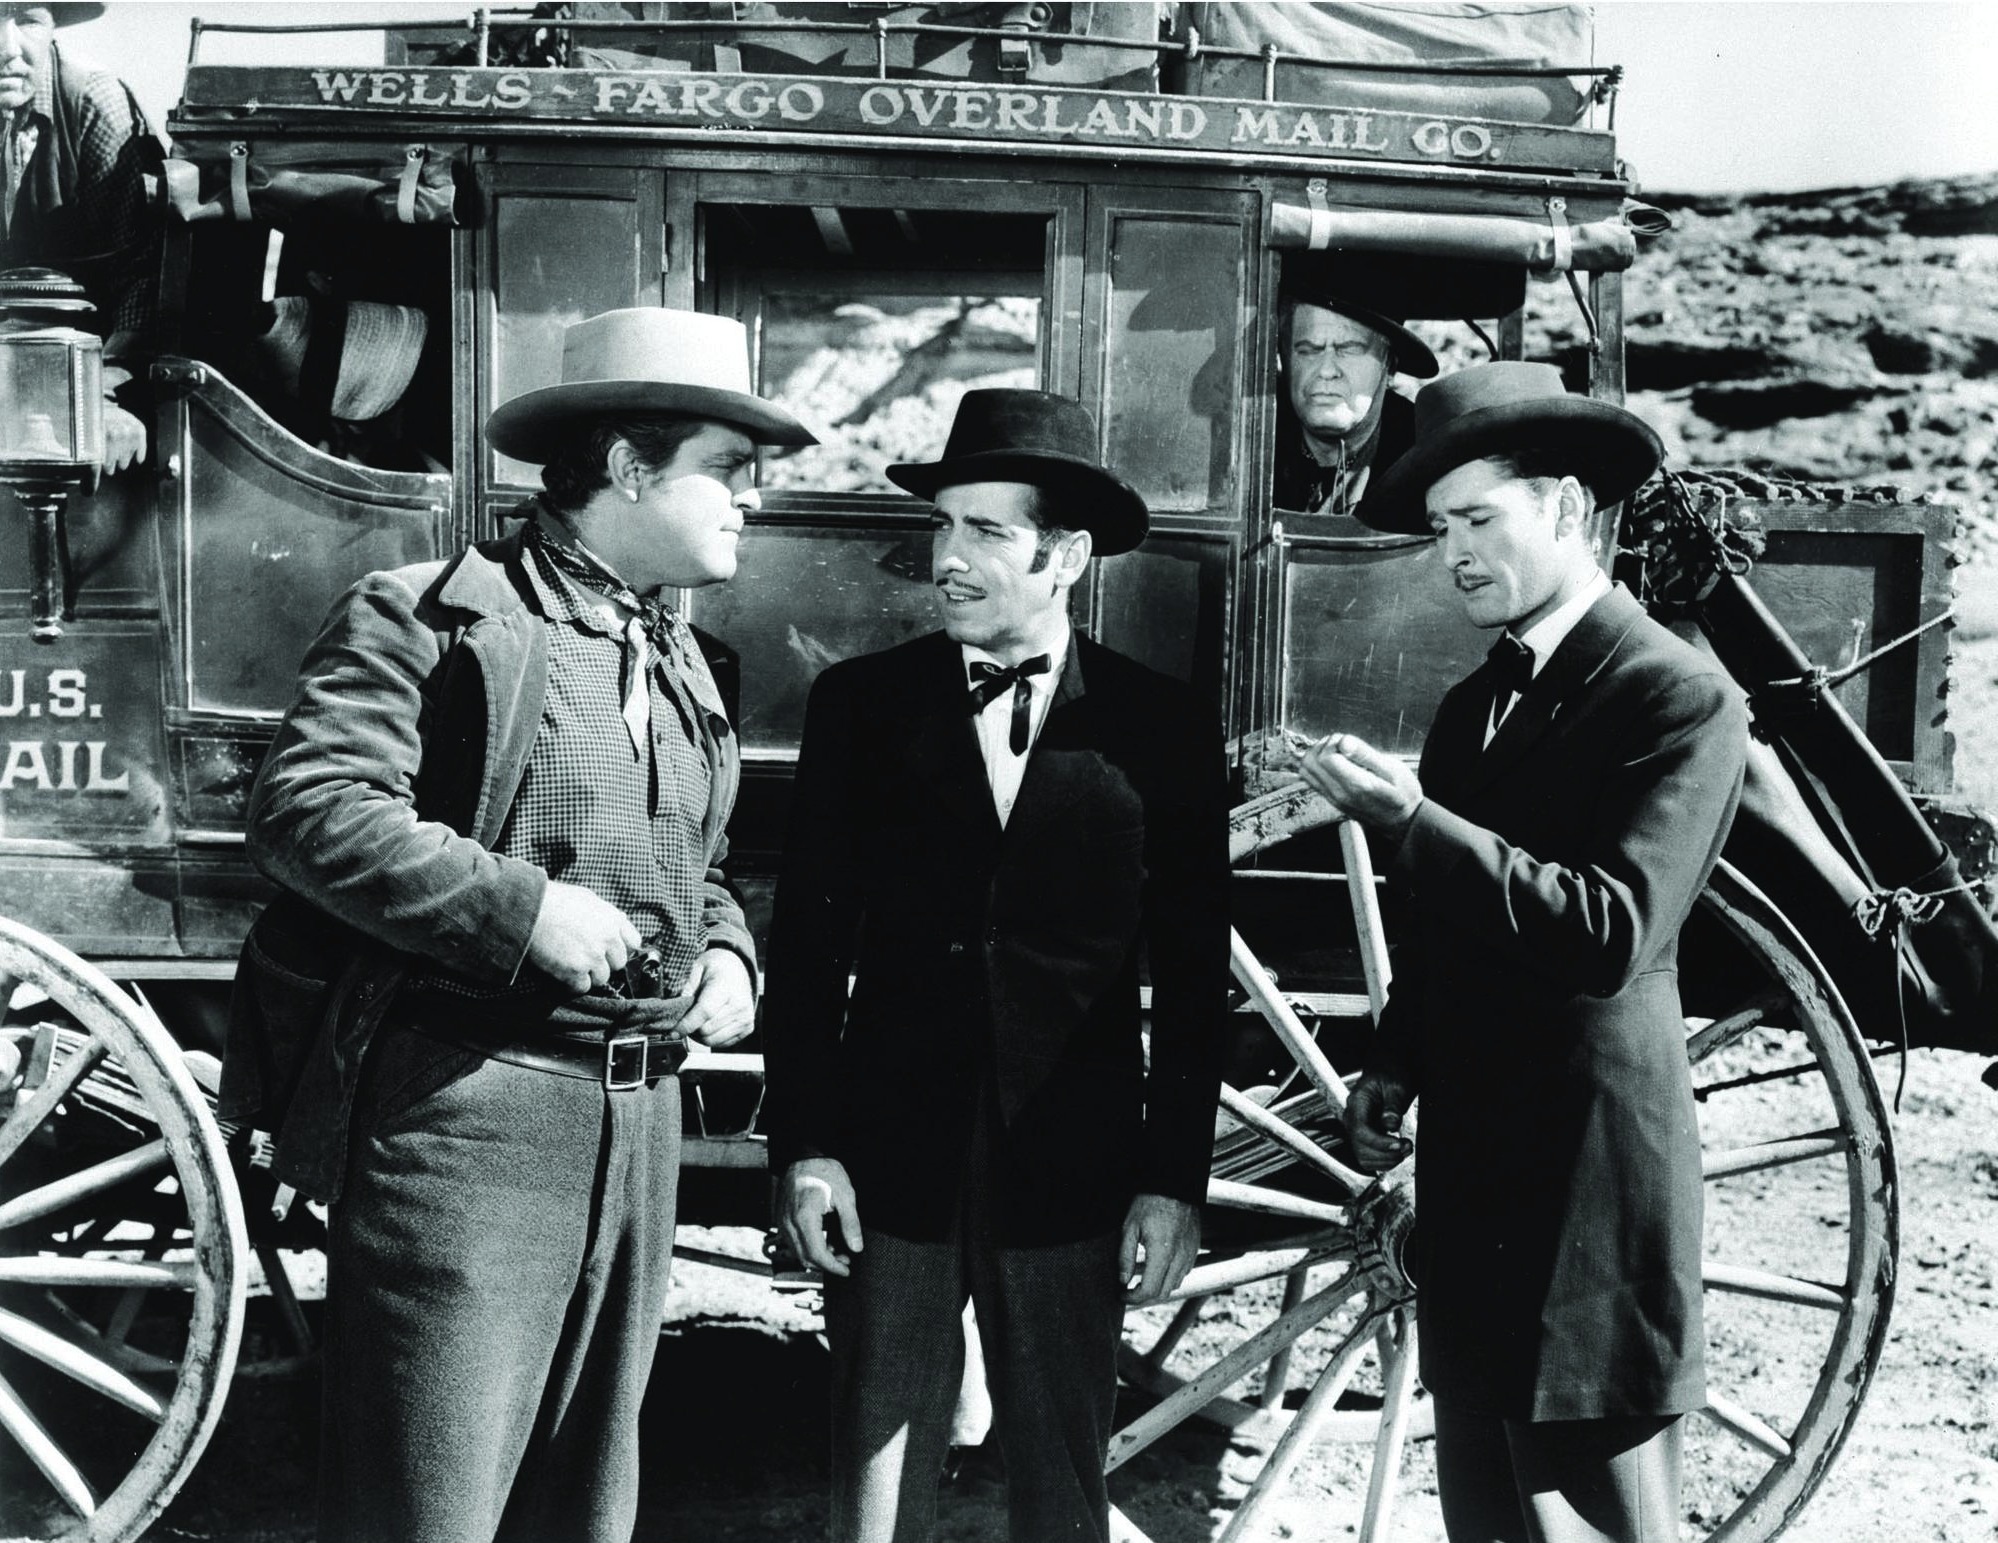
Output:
484,307,817,462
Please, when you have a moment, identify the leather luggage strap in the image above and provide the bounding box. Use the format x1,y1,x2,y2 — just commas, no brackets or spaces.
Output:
418,1026,688,1090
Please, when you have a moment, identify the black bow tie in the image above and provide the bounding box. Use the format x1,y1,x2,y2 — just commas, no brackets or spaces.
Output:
969,655,1052,755
1486,633,1537,721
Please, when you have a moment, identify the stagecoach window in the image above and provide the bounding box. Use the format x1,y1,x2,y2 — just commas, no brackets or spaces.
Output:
1102,215,1240,514
493,192,653,486
1280,541,1492,759
754,291,1041,497
687,526,935,757
1095,541,1228,710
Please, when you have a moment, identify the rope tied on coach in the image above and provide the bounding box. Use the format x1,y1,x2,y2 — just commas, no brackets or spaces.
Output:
1753,606,1957,732
1627,468,1766,616
1852,869,1986,1110
1852,877,1986,939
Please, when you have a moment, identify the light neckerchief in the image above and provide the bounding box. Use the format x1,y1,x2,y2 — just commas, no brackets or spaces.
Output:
527,516,725,755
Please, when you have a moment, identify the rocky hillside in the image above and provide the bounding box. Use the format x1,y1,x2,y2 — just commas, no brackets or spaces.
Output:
1549,174,1998,558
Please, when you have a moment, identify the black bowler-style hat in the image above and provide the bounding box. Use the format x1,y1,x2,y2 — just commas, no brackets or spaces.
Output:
1355,362,1664,535
887,388,1149,557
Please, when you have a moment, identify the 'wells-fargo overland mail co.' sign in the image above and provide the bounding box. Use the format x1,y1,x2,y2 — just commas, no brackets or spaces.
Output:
180,67,1613,174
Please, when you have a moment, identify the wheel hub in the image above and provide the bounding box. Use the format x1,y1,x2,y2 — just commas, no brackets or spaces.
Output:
1351,1171,1417,1301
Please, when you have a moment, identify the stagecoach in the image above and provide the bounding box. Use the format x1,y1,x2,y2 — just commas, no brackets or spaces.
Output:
2,5,1993,1540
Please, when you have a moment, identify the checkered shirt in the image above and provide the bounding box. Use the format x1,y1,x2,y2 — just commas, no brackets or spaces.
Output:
2,43,158,343
413,530,716,1010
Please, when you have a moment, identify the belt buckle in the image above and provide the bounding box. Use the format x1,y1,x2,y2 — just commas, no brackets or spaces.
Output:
604,1034,648,1091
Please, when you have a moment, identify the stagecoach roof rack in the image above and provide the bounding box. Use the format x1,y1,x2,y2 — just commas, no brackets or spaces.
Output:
184,8,1621,91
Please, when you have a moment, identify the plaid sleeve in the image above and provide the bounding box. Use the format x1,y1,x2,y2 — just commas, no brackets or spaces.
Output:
68,68,160,350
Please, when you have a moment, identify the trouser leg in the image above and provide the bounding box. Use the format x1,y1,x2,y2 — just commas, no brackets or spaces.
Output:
968,1225,1125,1543
824,1229,968,1543
319,1028,602,1543
1506,1414,1684,1543
1435,1400,1533,1543
499,1075,683,1543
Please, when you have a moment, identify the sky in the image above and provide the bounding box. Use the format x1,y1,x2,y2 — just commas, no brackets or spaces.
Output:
53,0,1998,194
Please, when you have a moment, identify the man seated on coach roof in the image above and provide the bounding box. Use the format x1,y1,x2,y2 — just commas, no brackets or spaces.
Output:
228,306,817,1543
1273,265,1439,519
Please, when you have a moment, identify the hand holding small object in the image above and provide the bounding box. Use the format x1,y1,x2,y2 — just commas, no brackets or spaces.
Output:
780,1158,864,1277
1293,730,1423,835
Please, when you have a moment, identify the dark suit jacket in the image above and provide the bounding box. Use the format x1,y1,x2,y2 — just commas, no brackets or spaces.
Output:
761,629,1230,1247
1374,583,1748,1420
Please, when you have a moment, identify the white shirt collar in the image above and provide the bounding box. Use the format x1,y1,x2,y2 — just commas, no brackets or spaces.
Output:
1512,569,1611,677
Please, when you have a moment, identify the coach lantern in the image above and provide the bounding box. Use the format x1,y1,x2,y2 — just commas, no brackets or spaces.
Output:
0,267,105,642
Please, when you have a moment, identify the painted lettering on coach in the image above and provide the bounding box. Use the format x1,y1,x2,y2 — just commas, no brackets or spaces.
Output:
0,668,130,794
0,637,169,845
260,67,1603,170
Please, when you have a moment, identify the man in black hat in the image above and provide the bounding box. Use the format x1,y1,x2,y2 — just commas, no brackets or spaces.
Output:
2,4,158,473
1297,363,1748,1542
761,387,1230,1542
1272,286,1438,517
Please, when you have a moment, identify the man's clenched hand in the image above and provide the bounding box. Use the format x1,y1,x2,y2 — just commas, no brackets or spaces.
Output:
526,879,639,995
680,947,755,1047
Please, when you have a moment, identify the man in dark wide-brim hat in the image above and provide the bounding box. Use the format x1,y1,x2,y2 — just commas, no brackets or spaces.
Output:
227,307,814,1543
1299,362,1749,1542
761,387,1231,1542
1271,260,1440,518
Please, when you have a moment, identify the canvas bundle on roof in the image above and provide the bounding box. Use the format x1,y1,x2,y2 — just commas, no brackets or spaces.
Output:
1168,2,1601,125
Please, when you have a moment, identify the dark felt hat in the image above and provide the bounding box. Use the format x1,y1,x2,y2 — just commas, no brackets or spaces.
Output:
1355,362,1664,535
43,5,107,25
1283,291,1439,381
887,388,1149,556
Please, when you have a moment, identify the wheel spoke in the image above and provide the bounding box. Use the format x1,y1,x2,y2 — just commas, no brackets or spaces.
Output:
1138,1295,1208,1380
0,1365,97,1519
0,1304,167,1421
1700,1390,1793,1460
1207,1177,1348,1226
1703,1260,1847,1311
1258,1269,1308,1410
0,1256,197,1289
1216,1302,1388,1542
1358,1308,1420,1543
0,1034,109,1167
1339,821,1392,1020
1684,988,1787,1063
39,1293,179,1378
1171,1231,1353,1299
1217,1083,1368,1197
1702,1129,1845,1181
0,1138,171,1229
1109,1272,1365,1472
256,1244,317,1357
1229,928,1350,1116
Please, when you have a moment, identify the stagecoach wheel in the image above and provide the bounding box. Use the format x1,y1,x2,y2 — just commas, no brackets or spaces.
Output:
0,918,248,1543
1110,789,1895,1543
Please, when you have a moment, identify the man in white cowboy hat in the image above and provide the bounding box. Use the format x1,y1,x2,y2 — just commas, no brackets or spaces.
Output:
1296,362,1748,1542
227,307,815,1543
2,3,160,473
760,387,1231,1543
1272,260,1439,517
